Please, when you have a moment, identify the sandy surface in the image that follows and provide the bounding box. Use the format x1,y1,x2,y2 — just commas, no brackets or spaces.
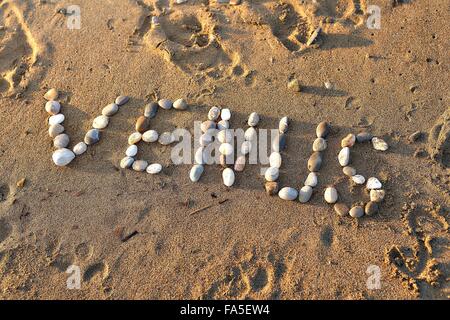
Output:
0,0,448,299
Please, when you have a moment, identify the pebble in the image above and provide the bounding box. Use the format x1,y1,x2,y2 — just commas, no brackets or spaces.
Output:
349,206,364,218
324,187,338,204
304,172,318,187
128,132,142,145
73,142,87,155
264,167,279,182
132,160,148,172
147,163,163,174
269,152,282,168
85,129,101,145
199,133,213,146
126,145,138,157
356,131,373,143
115,95,130,106
142,130,159,143
316,122,330,138
221,108,231,121
159,132,174,145
265,181,279,196
334,203,349,217
279,187,298,201
338,147,350,166
158,99,172,110
312,138,327,152
244,127,257,141
366,177,382,189
370,189,385,202
241,141,252,155
102,103,119,117
45,101,61,115
272,133,287,152
222,168,235,187
54,133,70,149
324,81,333,90
372,137,389,151
248,112,260,127
217,120,229,131
218,129,233,143
343,166,356,177
173,98,188,110
120,156,134,169
190,164,204,182
308,152,322,172
49,114,65,125
144,102,158,118
234,155,246,172
352,174,366,185
219,143,234,156
201,120,216,133
298,186,313,203
287,78,301,92
48,124,64,138
44,88,59,101
135,116,150,133
93,115,109,129
341,134,356,148
365,201,379,216
208,106,221,121
194,147,204,165
279,116,289,133
52,148,75,166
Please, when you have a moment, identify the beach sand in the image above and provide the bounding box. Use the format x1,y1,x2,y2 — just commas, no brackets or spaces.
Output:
0,0,448,299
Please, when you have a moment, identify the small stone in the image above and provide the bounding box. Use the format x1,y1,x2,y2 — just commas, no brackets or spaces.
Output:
147,163,163,174
265,167,279,182
208,106,221,121
219,143,234,156
142,130,159,143
279,116,289,133
218,129,233,143
351,174,366,185
120,156,134,169
54,133,70,149
52,148,75,166
334,203,349,217
370,189,386,202
221,108,231,121
372,137,389,151
159,132,174,145
135,116,150,133
132,160,148,172
349,206,364,218
44,88,59,101
241,141,252,155
248,112,260,127
115,95,129,106
16,178,26,189
48,124,64,138
126,145,138,157
173,98,188,110
269,152,282,168
176,0,187,4
298,185,313,203
144,102,158,118
272,133,287,152
93,115,109,129
324,187,338,204
194,147,205,165
128,132,142,145
158,99,172,110
324,81,333,90
304,172,318,187
190,164,204,182
287,78,301,92
45,101,61,115
279,187,298,201
85,129,101,145
365,201,379,216
408,131,422,143
217,120,229,131
265,181,279,196
199,133,213,146
234,155,246,172
316,121,330,138
201,120,216,133
343,166,356,176
338,147,350,166
73,142,87,155
244,127,257,141
341,134,356,148
102,103,119,116
313,137,327,152
49,114,65,125
308,152,322,172
222,168,235,187
366,177,382,189
356,131,373,143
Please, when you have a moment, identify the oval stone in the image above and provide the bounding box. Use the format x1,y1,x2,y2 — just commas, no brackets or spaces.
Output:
218,129,233,144
349,206,364,218
135,116,150,133
49,114,65,125
324,187,338,204
120,156,134,169
159,132,174,145
173,98,188,110
356,131,373,143
208,106,221,121
341,134,356,148
265,167,279,182
49,124,64,138
365,201,379,216
221,108,231,121
338,147,350,166
366,177,382,190
54,133,70,149
132,160,148,172
73,142,87,155
343,166,356,177
234,155,246,172
279,116,289,133
93,115,109,129
222,168,235,187
219,143,234,156
190,164,204,182
244,127,257,141
52,148,75,166
45,101,61,115
241,141,252,155
102,103,119,116
372,137,389,151
142,130,159,143
334,203,349,217
144,102,158,118
158,98,172,110
147,163,163,174
370,189,385,202
352,175,366,185
128,132,142,145
199,133,213,146
278,187,298,201
115,95,129,106
126,145,138,157
313,137,327,152
316,121,330,138
265,181,279,196
298,186,313,203
248,112,260,127
308,152,322,172
304,172,318,187
194,147,205,165
269,152,282,168
85,129,101,145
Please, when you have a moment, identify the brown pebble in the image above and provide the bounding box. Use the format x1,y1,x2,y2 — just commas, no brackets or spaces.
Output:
287,78,301,92
341,133,356,148
135,116,150,133
16,178,26,189
308,152,322,172
334,203,349,217
265,181,279,196
343,166,356,177
316,121,330,138
234,155,246,172
365,201,379,216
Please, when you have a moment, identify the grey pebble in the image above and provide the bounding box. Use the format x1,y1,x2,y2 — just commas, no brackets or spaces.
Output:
84,129,100,145
45,101,61,115
356,131,373,143
316,121,330,138
278,187,298,201
158,99,173,110
308,152,322,172
120,156,134,169
144,102,159,118
54,133,70,149
132,160,148,172
115,95,129,106
190,164,204,182
349,206,364,218
343,166,356,176
298,186,313,203
49,124,64,138
365,201,379,216
312,137,327,152
102,103,119,117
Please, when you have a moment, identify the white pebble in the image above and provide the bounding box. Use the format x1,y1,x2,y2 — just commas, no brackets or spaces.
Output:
241,141,252,155
279,116,289,133
324,187,338,204
194,147,205,164
128,132,142,145
298,185,313,203
73,142,87,155
48,114,65,125
158,99,172,110
92,115,109,129
142,130,159,143
147,163,163,174
372,137,389,151
244,127,257,141
269,152,282,168
248,112,260,127
222,168,235,187
199,133,213,146
208,106,221,121
52,148,75,166
366,177,382,190
304,172,318,187
217,130,233,144
221,108,231,121
126,145,138,157
190,164,204,182
278,187,298,201
45,101,61,115
120,156,134,169
217,120,229,131
338,147,350,166
265,167,279,182
159,132,174,145
173,99,188,110
102,103,119,116
54,133,70,149
219,143,234,156
313,138,327,152
352,175,366,185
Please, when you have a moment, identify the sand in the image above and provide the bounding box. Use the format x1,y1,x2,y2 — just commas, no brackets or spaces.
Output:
0,0,448,299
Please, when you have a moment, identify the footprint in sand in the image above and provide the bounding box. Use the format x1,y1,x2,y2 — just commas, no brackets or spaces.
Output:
0,218,12,245
83,261,109,283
